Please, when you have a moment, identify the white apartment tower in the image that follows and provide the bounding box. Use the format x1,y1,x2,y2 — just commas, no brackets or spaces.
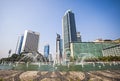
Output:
21,30,40,53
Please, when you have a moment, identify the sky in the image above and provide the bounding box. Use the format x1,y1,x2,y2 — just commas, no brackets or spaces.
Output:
0,0,120,58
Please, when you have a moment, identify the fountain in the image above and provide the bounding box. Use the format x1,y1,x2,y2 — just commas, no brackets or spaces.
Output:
102,62,105,66
13,51,52,70
98,65,101,69
0,51,120,71
38,62,40,67
0,61,13,70
26,62,29,68
93,62,95,67
67,62,70,68
76,53,98,67
17,51,44,63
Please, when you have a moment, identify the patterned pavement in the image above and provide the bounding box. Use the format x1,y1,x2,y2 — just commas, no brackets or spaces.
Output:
0,70,120,81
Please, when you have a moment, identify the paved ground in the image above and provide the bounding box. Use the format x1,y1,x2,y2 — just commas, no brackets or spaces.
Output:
0,70,120,81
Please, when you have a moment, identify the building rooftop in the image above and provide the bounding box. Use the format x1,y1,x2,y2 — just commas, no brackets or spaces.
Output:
64,9,72,15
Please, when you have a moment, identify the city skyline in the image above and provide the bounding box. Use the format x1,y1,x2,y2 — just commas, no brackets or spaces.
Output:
0,0,120,58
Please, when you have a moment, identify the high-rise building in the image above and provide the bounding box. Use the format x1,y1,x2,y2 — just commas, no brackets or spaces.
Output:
15,35,24,54
21,30,39,53
44,44,50,59
48,54,52,62
60,39,63,58
56,34,63,64
62,10,77,60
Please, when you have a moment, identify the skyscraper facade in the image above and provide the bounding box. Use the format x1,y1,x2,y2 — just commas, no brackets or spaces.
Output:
15,35,24,54
62,10,77,59
21,30,39,53
44,44,50,59
56,34,63,64
48,54,52,62
76,32,82,42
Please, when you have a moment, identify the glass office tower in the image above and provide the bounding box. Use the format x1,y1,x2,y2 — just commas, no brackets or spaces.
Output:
15,35,24,54
62,10,77,59
44,44,50,58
